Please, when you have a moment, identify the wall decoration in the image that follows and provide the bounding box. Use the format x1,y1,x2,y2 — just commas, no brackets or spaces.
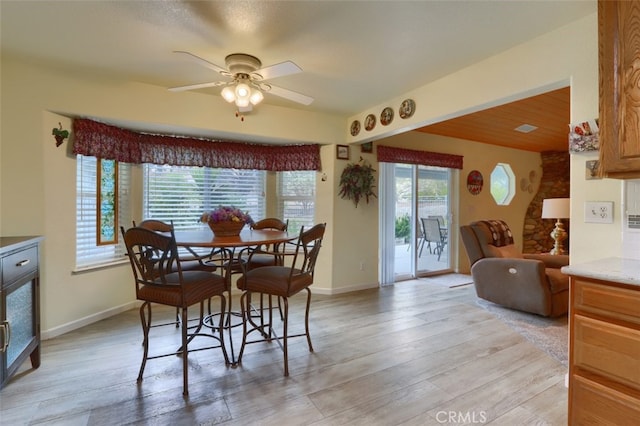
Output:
585,159,601,180
96,159,118,245
399,99,416,119
350,120,361,136
520,169,537,193
364,114,376,131
569,118,599,153
338,159,377,207
360,142,373,153
380,107,394,126
584,201,613,223
52,122,69,147
336,144,350,160
467,170,483,195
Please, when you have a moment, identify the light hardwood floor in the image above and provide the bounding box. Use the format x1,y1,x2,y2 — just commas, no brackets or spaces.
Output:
0,279,568,425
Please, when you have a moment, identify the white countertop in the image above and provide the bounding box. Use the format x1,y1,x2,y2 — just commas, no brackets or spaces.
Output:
561,257,640,287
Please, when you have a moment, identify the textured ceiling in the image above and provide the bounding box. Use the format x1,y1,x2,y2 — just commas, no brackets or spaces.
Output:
0,1,593,150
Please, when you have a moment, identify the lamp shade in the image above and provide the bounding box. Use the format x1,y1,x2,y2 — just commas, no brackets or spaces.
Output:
542,198,570,219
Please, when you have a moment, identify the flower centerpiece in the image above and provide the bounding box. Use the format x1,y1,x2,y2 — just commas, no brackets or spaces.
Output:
200,206,253,237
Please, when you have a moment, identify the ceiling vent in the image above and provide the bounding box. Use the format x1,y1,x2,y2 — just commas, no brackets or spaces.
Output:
515,124,538,133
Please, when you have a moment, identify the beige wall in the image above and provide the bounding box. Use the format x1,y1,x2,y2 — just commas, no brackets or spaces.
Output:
1,12,607,337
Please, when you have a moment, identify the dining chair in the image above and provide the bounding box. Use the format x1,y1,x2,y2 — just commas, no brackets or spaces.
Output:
121,225,229,396
236,223,326,376
135,219,222,328
247,218,289,270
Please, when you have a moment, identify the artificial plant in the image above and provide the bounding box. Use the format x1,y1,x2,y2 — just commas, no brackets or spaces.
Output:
338,158,377,207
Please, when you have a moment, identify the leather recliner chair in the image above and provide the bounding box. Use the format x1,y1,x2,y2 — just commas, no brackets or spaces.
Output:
460,219,569,317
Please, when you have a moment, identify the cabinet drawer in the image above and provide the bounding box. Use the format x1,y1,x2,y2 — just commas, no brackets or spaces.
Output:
570,374,640,425
573,278,640,325
573,314,640,391
2,246,38,284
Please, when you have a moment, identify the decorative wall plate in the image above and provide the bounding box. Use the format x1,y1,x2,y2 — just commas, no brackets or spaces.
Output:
365,114,376,131
466,170,483,195
350,120,361,136
399,99,416,119
380,107,394,126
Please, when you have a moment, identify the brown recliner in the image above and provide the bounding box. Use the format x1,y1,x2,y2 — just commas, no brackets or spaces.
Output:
460,219,569,317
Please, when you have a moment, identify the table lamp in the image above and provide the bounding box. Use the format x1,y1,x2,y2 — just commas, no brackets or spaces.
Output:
541,198,570,255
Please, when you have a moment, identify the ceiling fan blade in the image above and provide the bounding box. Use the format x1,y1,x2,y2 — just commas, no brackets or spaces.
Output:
168,81,226,92
254,61,302,80
173,50,230,75
266,84,314,106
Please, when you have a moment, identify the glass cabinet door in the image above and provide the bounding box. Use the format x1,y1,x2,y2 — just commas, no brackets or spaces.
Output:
5,279,35,368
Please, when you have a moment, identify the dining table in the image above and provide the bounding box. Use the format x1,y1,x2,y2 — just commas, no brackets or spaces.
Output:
172,226,296,365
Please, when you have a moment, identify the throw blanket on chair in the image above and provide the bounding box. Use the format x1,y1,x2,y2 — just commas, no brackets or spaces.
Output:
479,220,514,247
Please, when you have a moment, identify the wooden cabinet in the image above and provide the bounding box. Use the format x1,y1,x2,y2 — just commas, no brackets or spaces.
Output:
598,0,640,178
567,276,640,424
1,236,43,389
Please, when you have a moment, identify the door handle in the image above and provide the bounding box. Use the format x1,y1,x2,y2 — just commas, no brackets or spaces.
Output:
0,320,9,353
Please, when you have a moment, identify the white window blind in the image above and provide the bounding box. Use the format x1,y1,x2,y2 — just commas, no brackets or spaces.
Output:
76,155,131,270
143,165,266,230
277,171,316,234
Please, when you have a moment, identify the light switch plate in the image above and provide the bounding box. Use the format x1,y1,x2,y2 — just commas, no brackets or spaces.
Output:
584,201,614,223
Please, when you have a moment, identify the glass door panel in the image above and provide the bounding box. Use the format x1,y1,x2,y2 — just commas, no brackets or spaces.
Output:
416,165,451,275
393,164,415,280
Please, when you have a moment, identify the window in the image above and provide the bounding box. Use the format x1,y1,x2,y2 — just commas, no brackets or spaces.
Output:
76,155,131,270
143,164,266,230
490,163,515,205
277,171,316,234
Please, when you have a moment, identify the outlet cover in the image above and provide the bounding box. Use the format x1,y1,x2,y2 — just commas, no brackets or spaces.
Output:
584,201,614,223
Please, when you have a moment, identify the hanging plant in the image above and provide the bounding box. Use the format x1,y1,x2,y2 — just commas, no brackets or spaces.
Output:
338,159,377,207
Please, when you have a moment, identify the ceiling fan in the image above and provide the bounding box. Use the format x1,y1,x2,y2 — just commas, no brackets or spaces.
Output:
169,51,314,113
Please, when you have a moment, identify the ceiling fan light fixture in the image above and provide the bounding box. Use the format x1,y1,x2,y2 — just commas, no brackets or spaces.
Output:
221,86,236,103
235,82,251,99
249,89,264,105
235,97,250,108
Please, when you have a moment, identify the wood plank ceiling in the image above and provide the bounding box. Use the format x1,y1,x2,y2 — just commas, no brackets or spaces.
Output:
415,87,570,152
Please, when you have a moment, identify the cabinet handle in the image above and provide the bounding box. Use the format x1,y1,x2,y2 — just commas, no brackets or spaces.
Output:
16,259,30,267
1,320,9,353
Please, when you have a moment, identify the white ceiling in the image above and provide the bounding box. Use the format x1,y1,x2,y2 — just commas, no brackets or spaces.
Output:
1,1,595,118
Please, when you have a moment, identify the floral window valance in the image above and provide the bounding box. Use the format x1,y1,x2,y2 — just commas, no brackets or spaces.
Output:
377,145,463,169
72,118,321,171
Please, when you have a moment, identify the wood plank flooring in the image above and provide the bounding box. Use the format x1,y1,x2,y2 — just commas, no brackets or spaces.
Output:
0,279,568,425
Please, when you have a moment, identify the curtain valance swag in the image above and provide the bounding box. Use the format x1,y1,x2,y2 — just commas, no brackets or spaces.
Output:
377,145,463,169
72,118,321,171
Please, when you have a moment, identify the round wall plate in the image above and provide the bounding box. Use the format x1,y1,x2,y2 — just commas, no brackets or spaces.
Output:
399,99,415,119
380,107,394,126
365,114,376,131
350,120,361,136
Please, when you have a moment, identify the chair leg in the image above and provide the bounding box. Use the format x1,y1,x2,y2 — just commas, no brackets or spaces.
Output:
282,297,289,377
181,305,189,396
237,291,249,363
138,302,151,383
304,288,314,353
218,293,230,365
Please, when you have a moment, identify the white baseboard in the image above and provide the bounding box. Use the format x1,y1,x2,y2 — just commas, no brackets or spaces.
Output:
313,282,378,295
42,301,138,340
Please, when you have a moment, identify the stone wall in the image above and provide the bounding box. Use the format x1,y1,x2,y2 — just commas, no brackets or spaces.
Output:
522,151,570,254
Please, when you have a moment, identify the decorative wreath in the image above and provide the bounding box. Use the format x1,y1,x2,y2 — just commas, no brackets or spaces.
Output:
338,159,377,207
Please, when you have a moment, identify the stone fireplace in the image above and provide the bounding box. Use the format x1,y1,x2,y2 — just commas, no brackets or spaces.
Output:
522,151,570,254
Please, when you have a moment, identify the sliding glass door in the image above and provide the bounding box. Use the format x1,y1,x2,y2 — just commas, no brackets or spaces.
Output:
380,162,452,284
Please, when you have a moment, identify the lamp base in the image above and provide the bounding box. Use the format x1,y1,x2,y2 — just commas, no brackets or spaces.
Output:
549,219,567,255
